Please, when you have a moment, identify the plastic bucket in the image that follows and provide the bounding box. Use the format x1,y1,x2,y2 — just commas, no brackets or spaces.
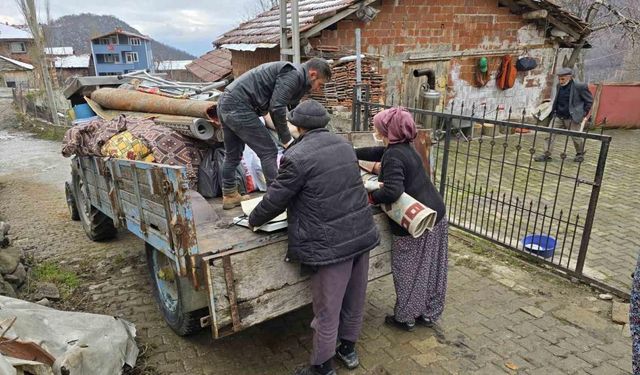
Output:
521,234,556,258
73,103,96,120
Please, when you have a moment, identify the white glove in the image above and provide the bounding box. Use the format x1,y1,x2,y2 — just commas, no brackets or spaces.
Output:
364,180,382,192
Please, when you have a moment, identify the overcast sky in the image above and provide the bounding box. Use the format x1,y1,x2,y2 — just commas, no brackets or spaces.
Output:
0,0,261,56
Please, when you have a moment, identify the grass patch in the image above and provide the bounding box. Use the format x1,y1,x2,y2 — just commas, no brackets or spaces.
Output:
15,112,68,142
31,261,80,297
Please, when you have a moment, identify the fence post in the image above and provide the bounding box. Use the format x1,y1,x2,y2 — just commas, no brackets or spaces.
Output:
438,115,451,197
574,136,610,275
351,86,359,131
363,84,370,130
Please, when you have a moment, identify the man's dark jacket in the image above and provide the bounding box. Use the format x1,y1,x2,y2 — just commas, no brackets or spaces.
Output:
552,80,593,124
224,61,310,145
249,128,380,266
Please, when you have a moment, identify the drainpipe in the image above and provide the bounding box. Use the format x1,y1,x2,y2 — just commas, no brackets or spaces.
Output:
413,68,436,90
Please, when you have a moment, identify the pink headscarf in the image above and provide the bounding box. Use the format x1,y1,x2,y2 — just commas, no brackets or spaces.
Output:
373,107,417,144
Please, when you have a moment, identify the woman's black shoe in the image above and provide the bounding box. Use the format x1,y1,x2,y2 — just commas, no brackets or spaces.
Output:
416,315,436,327
384,315,415,331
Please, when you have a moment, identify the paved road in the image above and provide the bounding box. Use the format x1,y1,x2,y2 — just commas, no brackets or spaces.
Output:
0,100,633,374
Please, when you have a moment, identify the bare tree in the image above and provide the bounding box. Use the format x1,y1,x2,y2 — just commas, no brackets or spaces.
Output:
15,0,59,125
556,0,640,71
243,0,279,21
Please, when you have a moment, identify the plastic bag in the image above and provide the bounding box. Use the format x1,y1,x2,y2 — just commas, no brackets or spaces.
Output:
198,147,247,198
516,57,538,71
198,147,219,198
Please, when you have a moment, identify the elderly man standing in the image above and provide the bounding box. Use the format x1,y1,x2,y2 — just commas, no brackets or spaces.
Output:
535,67,593,163
249,99,380,375
217,58,332,209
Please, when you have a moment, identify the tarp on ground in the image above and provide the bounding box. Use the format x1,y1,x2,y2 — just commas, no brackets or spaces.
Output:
0,296,138,375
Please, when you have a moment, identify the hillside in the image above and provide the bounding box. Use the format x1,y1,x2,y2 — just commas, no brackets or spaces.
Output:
43,13,194,61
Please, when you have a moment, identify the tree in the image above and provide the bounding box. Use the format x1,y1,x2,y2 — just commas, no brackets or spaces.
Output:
556,0,640,72
243,0,279,21
15,0,60,125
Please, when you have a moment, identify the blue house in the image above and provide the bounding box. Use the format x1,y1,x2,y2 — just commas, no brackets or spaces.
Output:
90,29,154,76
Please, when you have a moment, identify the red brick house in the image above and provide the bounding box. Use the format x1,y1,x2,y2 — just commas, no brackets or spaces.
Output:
215,0,587,117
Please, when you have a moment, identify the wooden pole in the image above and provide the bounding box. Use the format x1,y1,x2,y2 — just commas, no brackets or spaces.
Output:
24,0,59,125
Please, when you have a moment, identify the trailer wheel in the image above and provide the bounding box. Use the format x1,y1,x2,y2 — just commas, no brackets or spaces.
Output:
65,181,80,221
145,243,206,336
73,173,117,241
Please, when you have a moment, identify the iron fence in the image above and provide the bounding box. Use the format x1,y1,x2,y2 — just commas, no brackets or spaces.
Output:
352,88,616,294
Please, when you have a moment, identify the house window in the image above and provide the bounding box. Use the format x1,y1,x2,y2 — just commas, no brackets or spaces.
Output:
129,37,141,46
125,52,139,63
10,42,26,53
103,54,120,63
98,36,118,45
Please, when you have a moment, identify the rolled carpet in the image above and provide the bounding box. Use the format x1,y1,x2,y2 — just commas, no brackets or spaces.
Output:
91,88,219,123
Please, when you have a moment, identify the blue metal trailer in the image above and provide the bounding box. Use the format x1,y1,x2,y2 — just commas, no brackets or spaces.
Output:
65,131,402,338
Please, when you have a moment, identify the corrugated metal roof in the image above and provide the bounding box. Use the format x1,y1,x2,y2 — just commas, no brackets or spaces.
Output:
216,0,589,46
45,47,74,56
54,54,90,69
216,0,358,45
186,49,232,82
156,60,193,71
0,24,33,40
0,55,34,70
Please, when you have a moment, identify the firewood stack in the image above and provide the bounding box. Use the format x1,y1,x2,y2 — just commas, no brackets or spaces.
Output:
310,58,384,124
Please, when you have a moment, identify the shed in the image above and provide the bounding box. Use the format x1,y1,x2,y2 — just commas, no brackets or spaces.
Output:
215,0,588,117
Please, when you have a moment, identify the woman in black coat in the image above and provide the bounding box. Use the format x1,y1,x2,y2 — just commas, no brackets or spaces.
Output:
356,107,448,331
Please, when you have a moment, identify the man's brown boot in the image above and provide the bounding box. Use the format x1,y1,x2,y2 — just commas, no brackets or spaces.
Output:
222,191,249,210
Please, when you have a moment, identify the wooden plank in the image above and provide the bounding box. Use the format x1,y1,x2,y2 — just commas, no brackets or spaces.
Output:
119,190,167,218
120,200,169,233
212,251,392,329
222,256,242,331
118,179,155,201
204,213,391,302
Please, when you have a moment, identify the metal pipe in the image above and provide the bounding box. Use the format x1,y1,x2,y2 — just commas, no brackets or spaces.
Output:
292,0,300,64
199,80,229,92
413,68,436,91
356,28,362,102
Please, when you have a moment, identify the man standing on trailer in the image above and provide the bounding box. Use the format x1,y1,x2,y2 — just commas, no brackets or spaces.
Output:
217,58,332,209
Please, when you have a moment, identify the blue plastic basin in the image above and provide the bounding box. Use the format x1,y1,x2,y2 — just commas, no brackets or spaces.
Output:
521,234,556,258
73,103,96,120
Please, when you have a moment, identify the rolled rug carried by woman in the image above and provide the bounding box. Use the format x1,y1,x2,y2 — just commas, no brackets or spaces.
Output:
363,173,436,237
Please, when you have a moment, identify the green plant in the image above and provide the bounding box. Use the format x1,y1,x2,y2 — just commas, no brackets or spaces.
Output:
32,261,80,291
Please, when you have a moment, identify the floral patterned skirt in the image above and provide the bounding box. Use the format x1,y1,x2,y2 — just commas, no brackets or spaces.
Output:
631,255,640,374
391,218,448,323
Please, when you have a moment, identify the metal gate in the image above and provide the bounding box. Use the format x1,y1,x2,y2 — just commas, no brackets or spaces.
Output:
353,90,616,294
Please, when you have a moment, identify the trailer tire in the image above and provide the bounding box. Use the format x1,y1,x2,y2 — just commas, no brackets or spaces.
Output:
73,173,117,241
145,243,206,336
65,181,80,221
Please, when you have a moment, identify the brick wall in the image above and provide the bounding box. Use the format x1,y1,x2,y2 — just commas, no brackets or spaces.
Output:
0,41,35,64
231,48,280,77
308,0,559,117
311,0,535,54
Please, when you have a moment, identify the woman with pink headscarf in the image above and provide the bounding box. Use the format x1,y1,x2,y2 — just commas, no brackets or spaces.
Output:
356,107,448,331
